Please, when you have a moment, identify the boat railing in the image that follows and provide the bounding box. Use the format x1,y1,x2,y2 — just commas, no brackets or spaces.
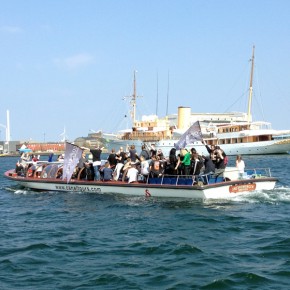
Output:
146,168,272,186
147,175,194,186
22,162,63,179
147,174,222,186
14,163,272,186
244,168,272,178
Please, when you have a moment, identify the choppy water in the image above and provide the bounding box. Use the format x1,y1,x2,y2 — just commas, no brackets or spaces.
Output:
1,155,290,289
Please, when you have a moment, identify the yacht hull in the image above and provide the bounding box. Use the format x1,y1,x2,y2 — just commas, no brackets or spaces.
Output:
106,139,290,157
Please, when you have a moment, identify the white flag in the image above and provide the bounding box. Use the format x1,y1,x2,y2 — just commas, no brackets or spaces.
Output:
174,121,203,150
62,142,83,183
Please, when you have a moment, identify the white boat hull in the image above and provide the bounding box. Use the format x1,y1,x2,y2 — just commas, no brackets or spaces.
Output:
106,139,290,157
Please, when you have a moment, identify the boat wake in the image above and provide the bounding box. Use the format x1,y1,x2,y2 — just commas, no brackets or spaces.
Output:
5,186,35,195
227,186,290,204
4,185,53,195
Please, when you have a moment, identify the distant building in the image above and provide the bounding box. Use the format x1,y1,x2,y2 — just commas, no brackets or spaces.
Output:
74,131,106,149
0,141,21,154
16,142,66,153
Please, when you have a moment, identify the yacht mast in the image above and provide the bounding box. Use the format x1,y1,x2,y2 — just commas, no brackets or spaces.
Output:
247,45,255,123
156,72,159,116
131,70,137,123
166,70,169,116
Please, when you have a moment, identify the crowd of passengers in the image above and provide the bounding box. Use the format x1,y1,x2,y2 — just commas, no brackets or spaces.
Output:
15,152,63,177
14,142,230,183
79,142,228,183
15,153,41,177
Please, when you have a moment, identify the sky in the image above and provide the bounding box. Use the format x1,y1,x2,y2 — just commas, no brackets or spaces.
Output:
1,0,290,142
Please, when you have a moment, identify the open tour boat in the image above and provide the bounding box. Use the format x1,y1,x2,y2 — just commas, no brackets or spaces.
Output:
4,161,277,200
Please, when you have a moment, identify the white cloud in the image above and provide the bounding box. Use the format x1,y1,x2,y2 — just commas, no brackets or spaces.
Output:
0,25,23,33
54,53,94,70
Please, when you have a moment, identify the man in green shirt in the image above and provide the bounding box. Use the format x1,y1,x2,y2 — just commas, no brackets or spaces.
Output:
182,149,191,176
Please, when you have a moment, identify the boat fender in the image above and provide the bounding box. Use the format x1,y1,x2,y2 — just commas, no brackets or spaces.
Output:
27,169,33,177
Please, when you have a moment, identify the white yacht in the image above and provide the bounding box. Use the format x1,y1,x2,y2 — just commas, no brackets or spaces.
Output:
104,47,290,156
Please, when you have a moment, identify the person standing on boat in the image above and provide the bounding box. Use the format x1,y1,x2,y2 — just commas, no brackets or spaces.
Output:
167,148,178,176
140,156,150,177
202,140,216,161
157,149,164,160
15,160,24,176
90,144,104,162
149,144,157,158
90,143,104,180
139,144,150,161
113,147,127,181
116,146,127,164
128,145,139,163
77,151,87,169
76,151,92,180
190,148,203,176
48,153,54,162
213,146,226,177
202,155,215,174
149,155,164,177
83,144,104,181
181,148,191,176
236,155,245,179
175,151,185,175
107,148,118,169
20,152,30,166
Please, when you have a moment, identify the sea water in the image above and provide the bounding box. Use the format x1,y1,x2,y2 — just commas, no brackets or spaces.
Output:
0,155,290,289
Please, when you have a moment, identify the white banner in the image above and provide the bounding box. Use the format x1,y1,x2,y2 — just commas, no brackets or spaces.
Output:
62,142,83,183
174,121,203,150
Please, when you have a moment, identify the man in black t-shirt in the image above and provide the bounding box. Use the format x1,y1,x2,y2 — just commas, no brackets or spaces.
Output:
90,147,102,162
107,149,117,168
83,144,104,181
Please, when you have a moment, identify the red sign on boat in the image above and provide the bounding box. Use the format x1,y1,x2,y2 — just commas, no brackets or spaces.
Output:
229,183,256,193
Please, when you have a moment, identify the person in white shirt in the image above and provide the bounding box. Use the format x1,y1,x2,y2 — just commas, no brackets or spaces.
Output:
236,155,245,179
140,156,150,176
126,163,139,183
